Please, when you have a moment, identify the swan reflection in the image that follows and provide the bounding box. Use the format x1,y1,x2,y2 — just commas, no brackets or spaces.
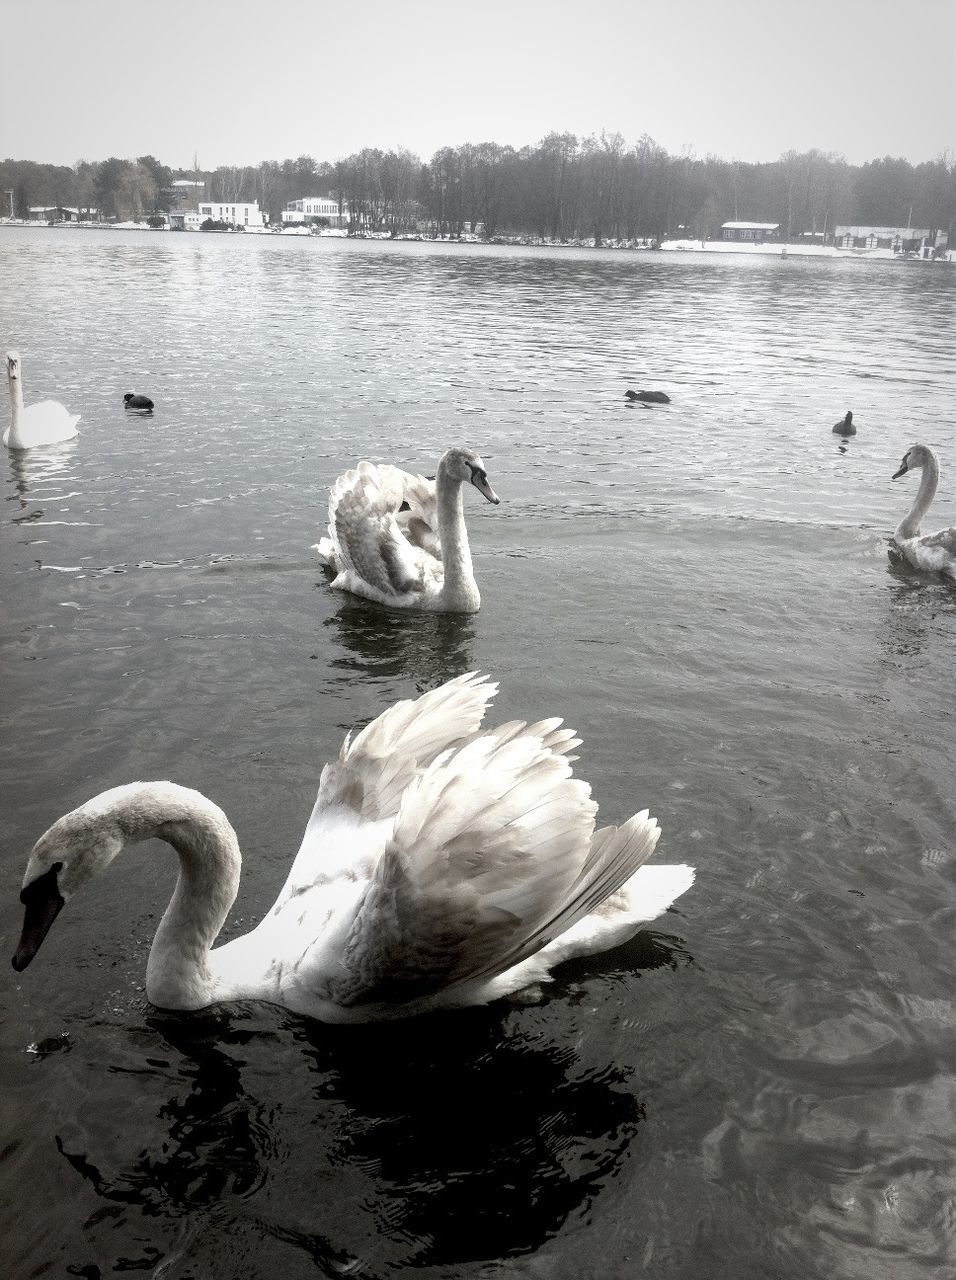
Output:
5,449,78,522
324,597,476,689
49,1004,648,1272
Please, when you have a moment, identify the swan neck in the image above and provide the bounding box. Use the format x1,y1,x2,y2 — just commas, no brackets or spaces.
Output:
103,783,241,1009
435,469,477,606
897,456,938,540
7,370,24,447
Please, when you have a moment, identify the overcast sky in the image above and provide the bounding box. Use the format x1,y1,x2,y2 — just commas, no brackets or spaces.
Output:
2,0,954,170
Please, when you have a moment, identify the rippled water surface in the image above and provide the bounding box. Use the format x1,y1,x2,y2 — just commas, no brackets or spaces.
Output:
2,228,955,1279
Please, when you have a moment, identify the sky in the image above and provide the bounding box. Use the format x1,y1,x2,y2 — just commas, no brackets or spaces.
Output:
2,0,954,171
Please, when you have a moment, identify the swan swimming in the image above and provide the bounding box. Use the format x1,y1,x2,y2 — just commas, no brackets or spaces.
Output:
832,411,855,436
3,351,80,449
11,674,694,1023
314,447,498,613
891,444,956,580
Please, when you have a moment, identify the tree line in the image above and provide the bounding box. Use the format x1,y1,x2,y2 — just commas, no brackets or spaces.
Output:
2,137,953,242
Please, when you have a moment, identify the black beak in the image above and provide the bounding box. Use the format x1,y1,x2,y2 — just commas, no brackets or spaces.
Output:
12,865,64,972
892,463,908,479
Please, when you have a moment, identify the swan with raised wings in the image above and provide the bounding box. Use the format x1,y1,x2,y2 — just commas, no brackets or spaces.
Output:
12,674,694,1023
314,448,498,612
892,444,956,580
4,351,80,449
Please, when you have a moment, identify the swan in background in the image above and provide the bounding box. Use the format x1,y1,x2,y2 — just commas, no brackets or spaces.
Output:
314,447,499,613
124,393,154,411
833,411,856,436
3,351,80,449
892,444,956,580
11,673,694,1022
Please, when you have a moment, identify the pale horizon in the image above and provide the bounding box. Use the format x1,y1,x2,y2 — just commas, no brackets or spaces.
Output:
2,0,954,172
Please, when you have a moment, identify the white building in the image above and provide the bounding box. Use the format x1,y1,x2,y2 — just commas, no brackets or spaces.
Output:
168,210,205,231
282,197,347,226
197,200,265,228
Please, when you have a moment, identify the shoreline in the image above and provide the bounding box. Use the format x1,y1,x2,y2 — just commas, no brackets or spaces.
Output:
0,219,950,263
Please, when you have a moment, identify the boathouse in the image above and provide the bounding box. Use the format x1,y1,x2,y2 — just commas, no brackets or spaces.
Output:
721,221,780,243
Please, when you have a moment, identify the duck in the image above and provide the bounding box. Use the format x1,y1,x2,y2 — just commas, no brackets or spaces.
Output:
625,389,671,405
3,351,80,449
832,411,855,436
891,444,956,580
124,393,154,411
314,447,499,613
11,673,695,1023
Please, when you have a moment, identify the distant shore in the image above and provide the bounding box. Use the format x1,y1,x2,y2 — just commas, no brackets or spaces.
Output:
1,219,950,263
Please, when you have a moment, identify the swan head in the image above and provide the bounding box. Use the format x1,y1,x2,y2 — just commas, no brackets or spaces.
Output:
6,350,21,385
438,447,500,504
11,795,128,972
893,444,934,479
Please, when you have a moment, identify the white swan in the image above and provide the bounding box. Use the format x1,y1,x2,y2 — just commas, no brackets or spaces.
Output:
3,351,80,449
892,444,956,580
11,674,694,1023
314,448,498,613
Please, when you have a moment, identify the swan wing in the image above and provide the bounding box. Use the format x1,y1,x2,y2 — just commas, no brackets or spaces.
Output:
920,526,956,557
322,725,615,1008
314,672,499,824
394,469,439,543
329,462,432,597
8,401,80,446
272,673,501,913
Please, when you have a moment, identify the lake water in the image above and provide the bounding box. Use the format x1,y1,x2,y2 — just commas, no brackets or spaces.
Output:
1,227,955,1280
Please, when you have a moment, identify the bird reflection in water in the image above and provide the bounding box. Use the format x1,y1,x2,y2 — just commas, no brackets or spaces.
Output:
324,597,477,691
6,451,51,523
43,967,698,1274
878,552,954,669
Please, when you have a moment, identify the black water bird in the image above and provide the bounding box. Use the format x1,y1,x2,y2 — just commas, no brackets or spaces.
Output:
124,393,154,411
625,389,670,405
832,411,855,436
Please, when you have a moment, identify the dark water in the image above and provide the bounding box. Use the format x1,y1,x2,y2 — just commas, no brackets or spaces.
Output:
1,228,955,1279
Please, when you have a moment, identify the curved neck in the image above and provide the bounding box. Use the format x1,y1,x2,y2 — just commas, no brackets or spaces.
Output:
435,469,479,609
7,374,24,448
94,783,242,1009
897,456,938,540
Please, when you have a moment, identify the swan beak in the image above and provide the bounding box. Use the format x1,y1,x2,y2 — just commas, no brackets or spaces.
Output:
472,473,500,505
11,865,64,972
892,463,908,479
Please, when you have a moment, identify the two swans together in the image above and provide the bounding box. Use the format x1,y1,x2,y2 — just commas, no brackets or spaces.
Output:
892,444,956,581
12,674,694,1022
3,351,79,449
315,447,498,613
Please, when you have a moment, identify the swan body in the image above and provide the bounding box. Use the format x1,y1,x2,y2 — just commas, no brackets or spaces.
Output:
892,444,956,580
315,448,498,613
625,389,670,405
12,674,694,1023
124,393,154,411
833,411,855,436
4,351,80,449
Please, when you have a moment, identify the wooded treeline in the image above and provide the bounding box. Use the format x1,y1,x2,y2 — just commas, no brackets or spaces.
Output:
2,135,954,241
